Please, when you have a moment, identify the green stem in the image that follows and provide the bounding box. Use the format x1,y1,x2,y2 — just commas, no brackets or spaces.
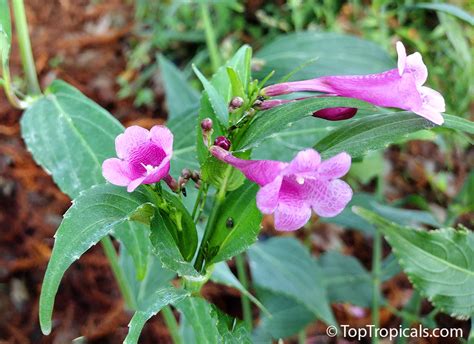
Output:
298,328,306,344
200,3,221,73
371,228,382,344
162,305,182,344
235,254,252,331
100,236,137,310
11,0,41,95
1,64,27,109
469,317,474,343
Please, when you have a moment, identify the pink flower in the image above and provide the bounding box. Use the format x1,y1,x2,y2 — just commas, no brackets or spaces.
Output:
262,42,445,125
102,125,173,192
210,146,352,231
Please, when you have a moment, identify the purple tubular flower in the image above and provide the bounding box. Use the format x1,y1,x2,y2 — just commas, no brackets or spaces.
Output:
102,125,173,192
262,42,445,125
210,146,353,231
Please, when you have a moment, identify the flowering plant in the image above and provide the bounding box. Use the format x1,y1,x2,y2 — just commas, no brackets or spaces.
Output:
1,1,474,342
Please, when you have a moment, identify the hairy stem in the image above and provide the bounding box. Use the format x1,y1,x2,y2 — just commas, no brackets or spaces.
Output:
235,254,252,331
11,0,41,95
200,3,221,73
162,305,182,344
100,236,137,310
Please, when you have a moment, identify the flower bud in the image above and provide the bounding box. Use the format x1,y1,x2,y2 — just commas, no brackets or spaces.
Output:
313,107,357,121
181,168,192,179
230,96,244,109
200,118,213,131
214,136,231,151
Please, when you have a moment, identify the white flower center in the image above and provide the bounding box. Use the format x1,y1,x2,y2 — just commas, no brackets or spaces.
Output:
296,176,305,185
141,163,157,175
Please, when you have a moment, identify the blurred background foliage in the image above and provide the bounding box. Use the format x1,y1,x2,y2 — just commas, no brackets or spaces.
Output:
119,0,473,120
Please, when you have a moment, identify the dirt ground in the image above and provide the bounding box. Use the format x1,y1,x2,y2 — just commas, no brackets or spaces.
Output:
0,1,472,343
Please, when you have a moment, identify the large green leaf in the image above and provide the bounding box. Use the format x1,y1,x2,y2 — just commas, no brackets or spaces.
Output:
237,97,371,150
253,289,315,340
150,209,201,279
210,262,268,314
158,55,199,120
248,237,335,326
254,32,395,82
314,112,436,159
410,3,474,26
21,80,124,198
443,114,474,135
355,207,474,318
207,182,262,265
176,297,251,344
124,287,189,344
113,221,150,280
39,184,152,334
319,251,373,307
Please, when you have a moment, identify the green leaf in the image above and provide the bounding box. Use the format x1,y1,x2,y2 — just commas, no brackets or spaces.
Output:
443,114,474,135
354,207,474,319
39,184,152,335
119,244,175,308
176,297,221,344
314,112,435,159
319,251,373,307
150,209,201,279
370,202,441,228
248,237,336,326
254,32,394,82
113,221,150,280
161,190,199,261
21,80,124,198
176,297,251,344
201,156,246,192
254,288,315,340
208,182,262,265
158,55,199,120
237,97,372,150
193,64,229,123
409,3,474,26
210,262,268,314
196,45,252,164
124,287,189,344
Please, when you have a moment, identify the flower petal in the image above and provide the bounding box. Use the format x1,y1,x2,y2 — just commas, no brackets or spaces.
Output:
256,176,283,214
274,201,312,231
115,126,150,159
142,160,171,184
406,52,428,87
396,41,407,76
210,146,286,186
102,158,132,186
150,125,174,156
127,177,146,192
317,152,351,180
310,179,353,217
284,149,321,176
413,86,445,125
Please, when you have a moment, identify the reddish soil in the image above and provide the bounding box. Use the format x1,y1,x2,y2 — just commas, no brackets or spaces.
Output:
0,1,472,344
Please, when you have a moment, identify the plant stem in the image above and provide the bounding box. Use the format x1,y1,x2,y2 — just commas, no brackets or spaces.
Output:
298,328,306,344
162,305,182,344
235,254,252,331
11,0,41,95
200,3,221,73
371,228,382,344
100,236,137,310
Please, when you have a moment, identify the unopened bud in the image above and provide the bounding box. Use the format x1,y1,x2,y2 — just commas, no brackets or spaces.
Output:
214,136,231,151
230,96,244,109
313,107,357,121
181,168,192,179
191,170,201,183
201,118,213,131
